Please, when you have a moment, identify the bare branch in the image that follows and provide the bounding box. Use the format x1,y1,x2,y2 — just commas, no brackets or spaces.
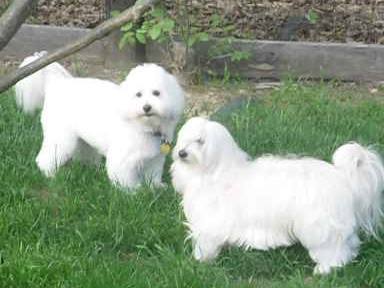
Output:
0,0,158,93
0,0,38,51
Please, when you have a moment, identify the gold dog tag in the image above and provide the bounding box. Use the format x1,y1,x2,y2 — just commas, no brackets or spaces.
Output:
160,142,172,155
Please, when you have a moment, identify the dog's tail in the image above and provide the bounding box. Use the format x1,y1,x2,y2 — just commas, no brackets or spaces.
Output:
15,51,72,114
332,142,384,237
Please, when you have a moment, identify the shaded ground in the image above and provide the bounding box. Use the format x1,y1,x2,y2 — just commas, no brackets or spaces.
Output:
2,58,384,117
0,58,270,116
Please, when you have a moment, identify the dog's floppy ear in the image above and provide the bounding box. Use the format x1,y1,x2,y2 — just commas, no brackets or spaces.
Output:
119,74,134,93
202,121,236,170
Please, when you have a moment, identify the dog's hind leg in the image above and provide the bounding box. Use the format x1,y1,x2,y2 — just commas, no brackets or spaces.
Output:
306,232,360,274
36,133,78,177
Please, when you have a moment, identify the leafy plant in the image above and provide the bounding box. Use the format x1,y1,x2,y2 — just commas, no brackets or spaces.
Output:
208,36,251,64
115,5,251,82
114,7,175,49
306,8,319,24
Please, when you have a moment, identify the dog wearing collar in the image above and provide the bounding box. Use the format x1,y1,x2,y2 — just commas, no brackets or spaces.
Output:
22,61,185,189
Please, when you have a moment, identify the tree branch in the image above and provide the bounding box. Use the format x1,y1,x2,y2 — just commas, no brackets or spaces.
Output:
0,0,158,93
0,0,38,51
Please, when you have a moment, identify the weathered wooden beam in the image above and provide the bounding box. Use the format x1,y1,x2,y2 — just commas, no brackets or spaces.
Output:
3,23,384,83
0,24,138,68
0,25,105,63
195,39,384,82
148,39,384,82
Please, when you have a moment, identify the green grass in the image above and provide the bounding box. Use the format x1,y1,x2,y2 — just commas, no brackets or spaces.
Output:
1,81,384,287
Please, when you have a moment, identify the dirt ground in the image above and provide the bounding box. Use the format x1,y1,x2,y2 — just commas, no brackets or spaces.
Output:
165,1,384,44
1,1,383,44
3,57,384,118
0,57,277,116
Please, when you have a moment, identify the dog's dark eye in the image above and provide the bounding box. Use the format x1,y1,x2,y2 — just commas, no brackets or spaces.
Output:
136,92,142,98
152,90,160,96
197,138,204,145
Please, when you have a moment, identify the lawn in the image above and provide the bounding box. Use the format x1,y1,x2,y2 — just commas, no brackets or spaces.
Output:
0,81,384,287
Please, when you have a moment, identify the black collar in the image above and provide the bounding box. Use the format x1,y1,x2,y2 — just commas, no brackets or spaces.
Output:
151,130,169,144
152,130,162,137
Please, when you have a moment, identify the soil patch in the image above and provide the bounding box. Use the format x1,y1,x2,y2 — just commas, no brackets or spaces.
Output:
1,1,384,44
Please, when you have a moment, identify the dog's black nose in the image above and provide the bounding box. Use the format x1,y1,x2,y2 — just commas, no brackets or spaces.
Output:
143,104,152,113
178,149,188,158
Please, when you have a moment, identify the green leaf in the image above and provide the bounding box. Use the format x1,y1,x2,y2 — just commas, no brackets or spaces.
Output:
110,10,120,18
230,50,251,62
210,14,221,27
307,9,319,24
187,32,210,47
136,31,147,44
149,25,162,40
121,22,133,32
151,7,165,18
187,37,196,47
160,19,175,32
157,35,167,43
197,32,209,42
118,39,125,50
225,37,233,45
139,22,149,32
118,32,135,49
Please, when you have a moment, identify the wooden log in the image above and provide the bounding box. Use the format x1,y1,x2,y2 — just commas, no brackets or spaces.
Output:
196,39,384,82
148,39,384,82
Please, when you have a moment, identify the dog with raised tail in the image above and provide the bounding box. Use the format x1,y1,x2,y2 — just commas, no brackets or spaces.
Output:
16,53,185,189
15,51,72,114
171,117,384,274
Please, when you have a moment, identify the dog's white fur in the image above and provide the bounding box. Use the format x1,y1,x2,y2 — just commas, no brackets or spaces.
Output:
17,53,185,189
15,51,72,114
171,117,384,274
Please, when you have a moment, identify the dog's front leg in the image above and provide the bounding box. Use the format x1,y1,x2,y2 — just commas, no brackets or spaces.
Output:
143,155,166,188
106,149,142,190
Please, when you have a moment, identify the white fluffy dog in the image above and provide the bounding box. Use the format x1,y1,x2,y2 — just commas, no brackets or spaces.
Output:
16,53,185,189
15,51,72,114
171,117,384,274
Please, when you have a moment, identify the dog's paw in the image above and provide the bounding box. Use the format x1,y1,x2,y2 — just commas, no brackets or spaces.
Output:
313,264,331,275
193,246,205,262
36,157,56,178
192,244,218,262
